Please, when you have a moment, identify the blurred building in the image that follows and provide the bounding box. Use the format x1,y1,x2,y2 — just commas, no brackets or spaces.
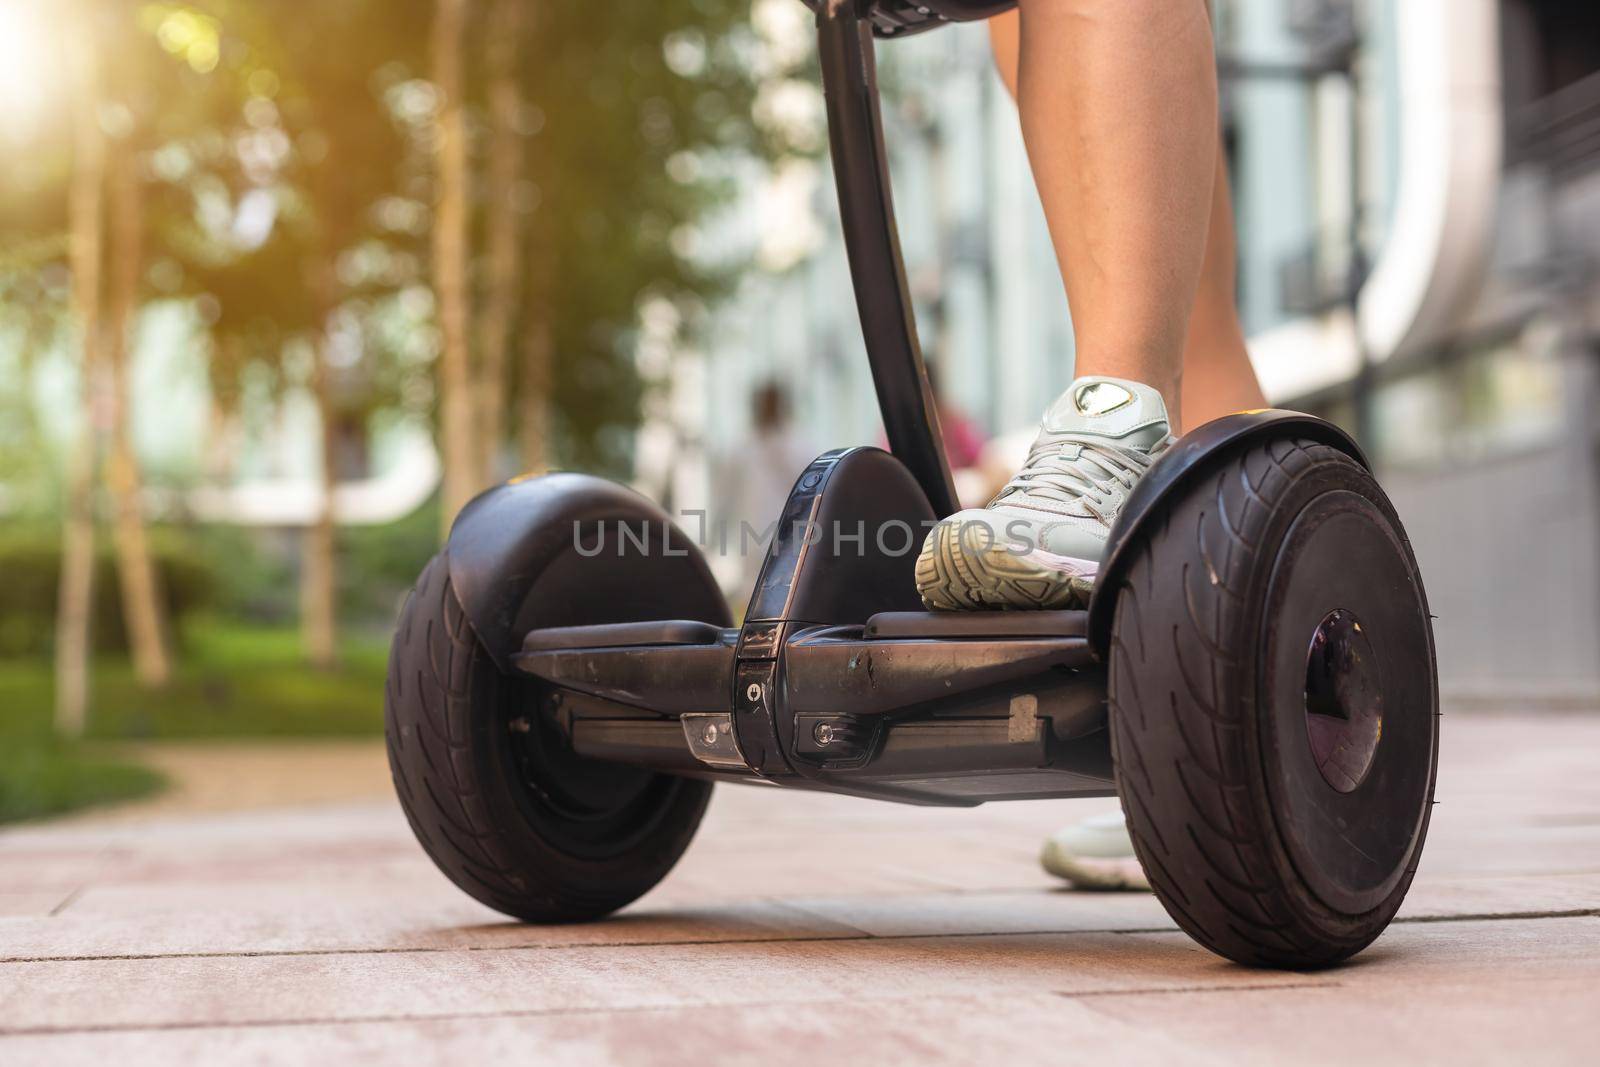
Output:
1233,0,1600,707
693,0,1600,704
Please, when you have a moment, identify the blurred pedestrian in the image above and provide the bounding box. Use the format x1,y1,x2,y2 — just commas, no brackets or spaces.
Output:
715,381,817,599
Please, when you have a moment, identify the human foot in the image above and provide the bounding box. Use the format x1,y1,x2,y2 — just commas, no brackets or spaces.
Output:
915,376,1172,610
1039,812,1150,891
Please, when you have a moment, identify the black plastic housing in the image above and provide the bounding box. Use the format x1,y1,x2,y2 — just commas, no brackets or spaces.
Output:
445,473,730,672
506,448,1115,807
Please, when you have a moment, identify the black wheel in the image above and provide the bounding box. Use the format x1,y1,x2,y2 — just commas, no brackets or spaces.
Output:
385,552,712,923
1108,436,1438,969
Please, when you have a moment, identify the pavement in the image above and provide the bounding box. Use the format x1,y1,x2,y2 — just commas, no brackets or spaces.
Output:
46,741,397,826
2,711,1598,1065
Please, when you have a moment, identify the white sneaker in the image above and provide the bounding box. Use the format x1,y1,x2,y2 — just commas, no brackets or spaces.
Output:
1039,812,1151,891
916,376,1172,611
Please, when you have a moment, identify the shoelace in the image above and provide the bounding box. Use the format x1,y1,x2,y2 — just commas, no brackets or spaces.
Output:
994,433,1171,523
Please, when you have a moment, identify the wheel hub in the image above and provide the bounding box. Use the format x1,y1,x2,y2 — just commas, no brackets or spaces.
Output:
1262,488,1436,914
1303,608,1384,793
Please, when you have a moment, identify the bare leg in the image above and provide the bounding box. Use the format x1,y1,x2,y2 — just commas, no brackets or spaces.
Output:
986,8,1268,874
1180,151,1267,425
991,3,1256,433
989,6,1020,98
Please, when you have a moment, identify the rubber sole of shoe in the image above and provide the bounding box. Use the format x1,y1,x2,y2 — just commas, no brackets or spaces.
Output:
1038,839,1152,892
914,521,1097,611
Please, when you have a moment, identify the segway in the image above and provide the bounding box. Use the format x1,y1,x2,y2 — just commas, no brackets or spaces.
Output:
385,0,1437,969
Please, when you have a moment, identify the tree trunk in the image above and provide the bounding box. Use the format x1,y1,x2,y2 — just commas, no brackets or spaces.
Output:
301,264,342,670
56,5,107,738
518,313,552,475
516,0,551,477
475,0,525,484
104,135,173,688
433,0,476,534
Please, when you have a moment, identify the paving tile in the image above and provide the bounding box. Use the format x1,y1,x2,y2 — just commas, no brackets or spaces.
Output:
1125,915,1600,983
781,888,1175,937
0,892,76,920
0,931,1326,1032
0,992,1221,1067
23,872,456,920
1,711,1597,1062
0,893,861,962
657,833,1053,900
1085,979,1600,1067
0,848,119,894
1416,820,1600,878
1397,871,1600,920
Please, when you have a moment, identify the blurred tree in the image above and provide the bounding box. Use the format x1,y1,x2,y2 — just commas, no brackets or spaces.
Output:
55,0,109,737
3,0,783,693
102,17,174,689
0,0,71,497
503,2,768,477
0,163,69,512
139,2,311,490
474,0,524,485
446,0,775,502
234,0,430,666
434,0,476,531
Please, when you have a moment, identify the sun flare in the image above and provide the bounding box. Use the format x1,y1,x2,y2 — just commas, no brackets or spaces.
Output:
0,0,63,133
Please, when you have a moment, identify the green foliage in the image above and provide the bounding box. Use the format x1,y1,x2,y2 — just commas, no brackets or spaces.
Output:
104,511,444,631
0,742,166,825
0,530,216,657
180,505,442,628
0,620,389,742
338,494,442,624
0,614,392,823
3,0,776,481
0,604,168,825
156,0,779,475
174,0,770,474
0,2,780,699
183,521,298,622
519,2,765,471
2,0,777,465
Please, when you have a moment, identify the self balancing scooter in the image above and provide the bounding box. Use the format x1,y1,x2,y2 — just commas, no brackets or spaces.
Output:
385,0,1438,968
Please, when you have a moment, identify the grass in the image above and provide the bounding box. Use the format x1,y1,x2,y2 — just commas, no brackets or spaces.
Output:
0,745,167,825
0,618,390,741
0,618,391,823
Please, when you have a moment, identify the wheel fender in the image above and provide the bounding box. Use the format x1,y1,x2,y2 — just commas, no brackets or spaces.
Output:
1086,410,1369,655
445,473,730,672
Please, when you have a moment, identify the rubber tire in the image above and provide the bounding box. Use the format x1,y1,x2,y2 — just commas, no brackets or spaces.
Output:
385,552,712,923
1107,437,1438,969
